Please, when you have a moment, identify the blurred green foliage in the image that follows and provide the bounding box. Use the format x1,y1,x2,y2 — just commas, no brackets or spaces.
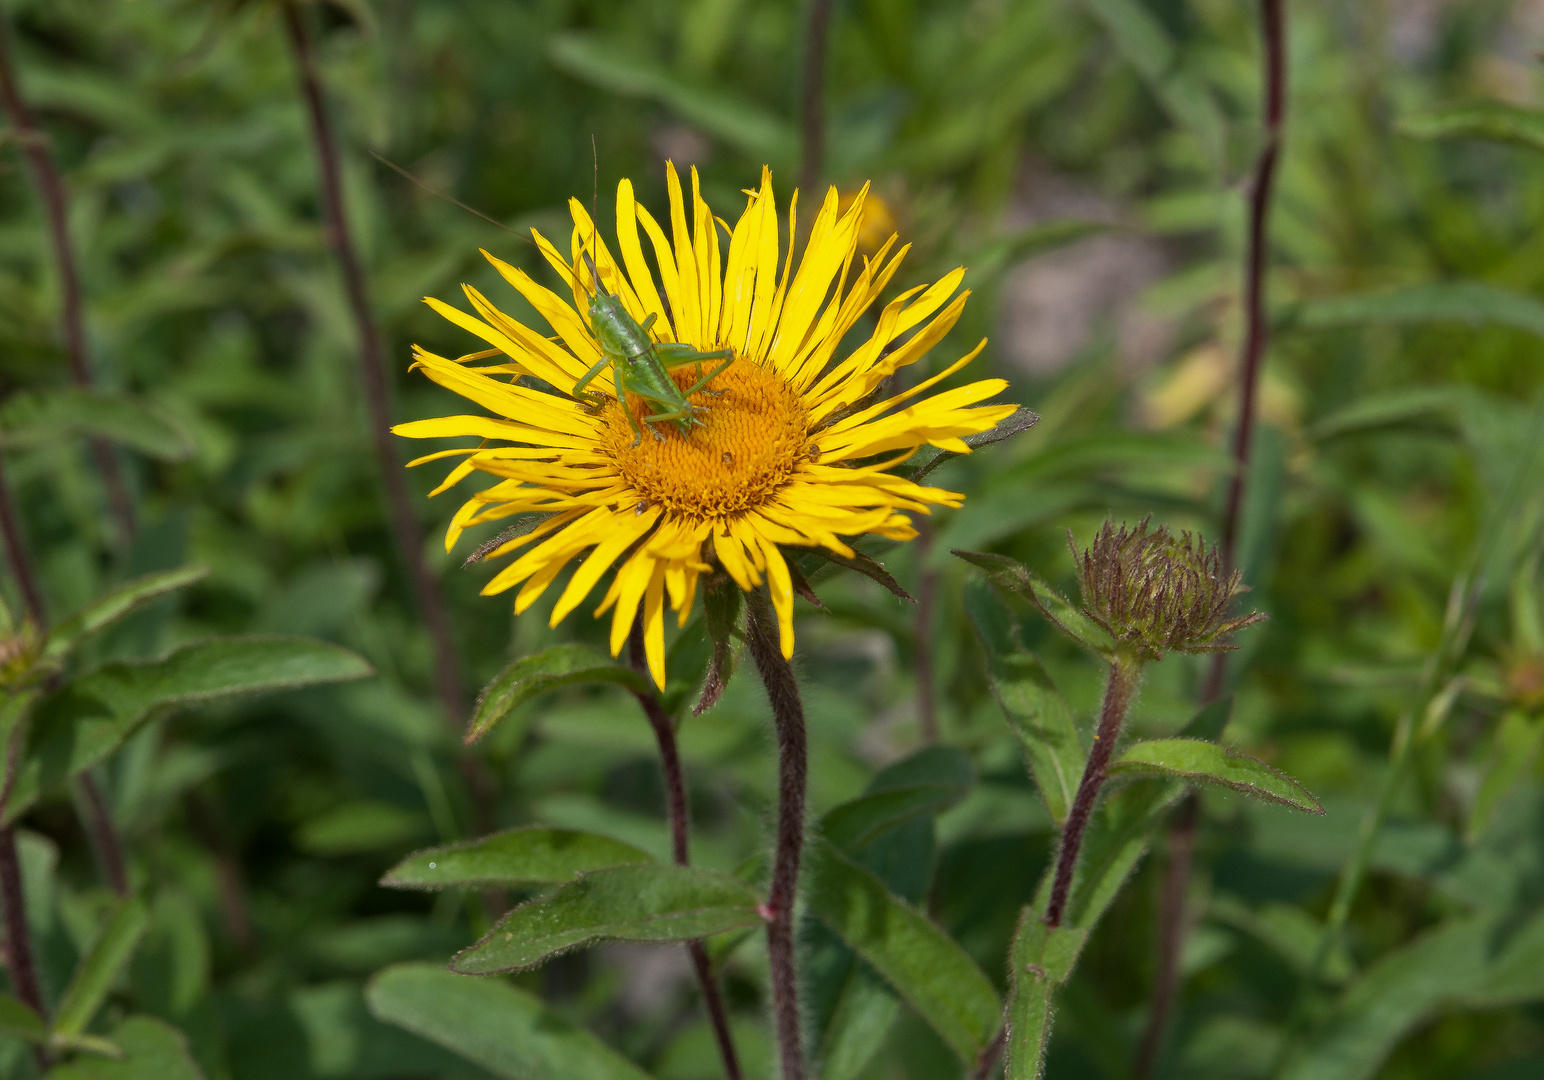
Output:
1,0,1543,1077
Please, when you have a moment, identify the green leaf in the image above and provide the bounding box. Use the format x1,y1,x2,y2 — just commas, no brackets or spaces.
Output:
815,964,901,1080
1108,738,1323,814
0,389,194,461
899,406,1041,483
381,826,654,890
1004,909,1088,1079
806,837,1001,1064
295,801,428,856
367,963,652,1080
44,567,209,661
1279,917,1494,1080
1178,697,1233,741
547,34,794,162
693,580,743,715
1296,281,1544,339
966,585,1084,826
955,549,1114,657
820,747,973,853
53,898,150,1041
466,644,650,746
4,638,372,823
1063,779,1187,929
45,1017,204,1080
1467,710,1544,842
1082,0,1226,168
450,864,762,974
1400,99,1544,153
0,992,46,1044
800,547,914,602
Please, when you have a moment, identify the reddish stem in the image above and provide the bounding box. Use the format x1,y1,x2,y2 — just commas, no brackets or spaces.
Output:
280,3,466,728
745,588,808,1080
1138,2,1286,1072
627,625,743,1080
1045,656,1139,928
799,0,834,196
0,20,135,543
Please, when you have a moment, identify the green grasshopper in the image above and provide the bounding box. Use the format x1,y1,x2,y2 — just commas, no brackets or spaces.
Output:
572,252,734,447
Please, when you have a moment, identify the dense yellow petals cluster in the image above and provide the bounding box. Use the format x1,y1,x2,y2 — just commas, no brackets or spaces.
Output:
394,164,1013,687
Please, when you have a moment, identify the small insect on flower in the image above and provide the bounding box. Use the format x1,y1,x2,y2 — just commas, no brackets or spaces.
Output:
571,250,735,447
1075,517,1264,659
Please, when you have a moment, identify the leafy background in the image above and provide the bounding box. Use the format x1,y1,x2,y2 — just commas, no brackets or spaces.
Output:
1,0,1543,1078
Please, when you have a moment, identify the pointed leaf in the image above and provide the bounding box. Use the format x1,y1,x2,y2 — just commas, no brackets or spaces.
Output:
450,864,762,974
694,578,743,715
53,898,150,1040
815,963,901,1080
967,585,1084,825
900,406,1040,482
1296,281,1544,339
955,549,1114,656
806,838,1001,1064
1178,697,1233,741
4,638,372,822
819,747,973,854
0,992,46,1044
0,389,194,461
45,1017,204,1080
1400,100,1544,153
45,567,209,661
466,644,650,745
367,963,652,1080
802,548,914,602
821,785,967,854
381,826,654,890
1108,738,1322,814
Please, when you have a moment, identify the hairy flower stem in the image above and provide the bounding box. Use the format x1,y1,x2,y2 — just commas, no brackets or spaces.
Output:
627,625,743,1080
745,588,808,1080
1137,2,1286,1070
0,825,48,1066
280,2,466,732
0,21,134,545
1045,655,1141,928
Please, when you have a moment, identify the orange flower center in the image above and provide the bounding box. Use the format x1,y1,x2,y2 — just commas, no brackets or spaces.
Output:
603,358,809,520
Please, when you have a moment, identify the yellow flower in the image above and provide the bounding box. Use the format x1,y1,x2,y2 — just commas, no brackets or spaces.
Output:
394,164,1014,687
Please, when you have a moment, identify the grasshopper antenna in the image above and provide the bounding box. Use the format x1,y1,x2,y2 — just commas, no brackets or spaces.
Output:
370,151,532,245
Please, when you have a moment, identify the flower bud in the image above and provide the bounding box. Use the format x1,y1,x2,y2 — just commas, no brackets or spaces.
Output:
1074,518,1263,660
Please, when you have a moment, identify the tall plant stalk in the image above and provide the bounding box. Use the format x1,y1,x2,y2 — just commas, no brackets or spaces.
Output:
1136,2,1287,1073
0,20,135,544
0,455,131,898
1045,655,1141,928
798,0,834,196
627,626,743,1080
279,2,466,728
745,588,808,1080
